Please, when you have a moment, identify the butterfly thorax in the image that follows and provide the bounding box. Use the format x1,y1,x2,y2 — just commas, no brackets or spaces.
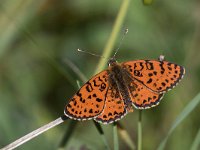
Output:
108,61,134,112
107,57,118,67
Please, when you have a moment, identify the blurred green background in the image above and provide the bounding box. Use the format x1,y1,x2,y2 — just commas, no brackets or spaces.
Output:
0,0,199,149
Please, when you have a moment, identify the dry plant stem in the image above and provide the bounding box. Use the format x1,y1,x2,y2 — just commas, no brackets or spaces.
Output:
95,0,131,74
1,117,65,150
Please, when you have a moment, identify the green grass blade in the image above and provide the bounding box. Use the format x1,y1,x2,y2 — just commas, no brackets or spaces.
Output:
158,92,200,150
95,0,131,73
138,111,142,150
113,123,119,150
190,127,200,150
93,121,111,150
143,0,154,5
0,1,43,58
58,120,77,149
117,123,135,150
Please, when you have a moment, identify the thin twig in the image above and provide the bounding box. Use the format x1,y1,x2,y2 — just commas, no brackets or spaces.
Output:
1,117,66,150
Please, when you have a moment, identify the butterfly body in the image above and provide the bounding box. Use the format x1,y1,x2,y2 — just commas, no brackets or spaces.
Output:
64,57,185,124
107,58,134,111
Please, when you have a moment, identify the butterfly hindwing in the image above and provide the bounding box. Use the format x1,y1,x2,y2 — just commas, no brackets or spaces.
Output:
95,86,128,124
127,79,164,109
64,70,109,121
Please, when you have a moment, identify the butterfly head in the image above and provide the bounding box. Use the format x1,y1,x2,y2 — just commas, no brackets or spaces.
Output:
108,57,118,67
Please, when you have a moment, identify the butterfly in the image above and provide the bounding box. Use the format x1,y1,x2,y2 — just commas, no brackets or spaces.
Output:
64,55,185,124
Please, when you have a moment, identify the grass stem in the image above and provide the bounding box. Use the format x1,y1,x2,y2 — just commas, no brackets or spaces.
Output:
95,0,131,73
113,123,119,150
138,111,142,150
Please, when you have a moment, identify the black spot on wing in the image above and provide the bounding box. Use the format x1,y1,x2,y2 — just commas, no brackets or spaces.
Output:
96,98,103,102
145,61,154,70
147,78,153,84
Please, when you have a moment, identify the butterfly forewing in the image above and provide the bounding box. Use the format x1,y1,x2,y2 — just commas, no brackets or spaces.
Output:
94,86,128,124
64,70,109,120
122,60,185,93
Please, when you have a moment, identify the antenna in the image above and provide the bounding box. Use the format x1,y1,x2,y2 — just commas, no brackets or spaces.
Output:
77,49,105,58
113,28,128,58
77,28,128,60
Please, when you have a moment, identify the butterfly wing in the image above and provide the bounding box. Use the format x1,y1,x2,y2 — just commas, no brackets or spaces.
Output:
127,78,164,109
64,70,109,121
94,86,128,124
122,60,185,93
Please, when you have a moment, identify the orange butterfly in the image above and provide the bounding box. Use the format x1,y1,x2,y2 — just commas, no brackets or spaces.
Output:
64,56,185,124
